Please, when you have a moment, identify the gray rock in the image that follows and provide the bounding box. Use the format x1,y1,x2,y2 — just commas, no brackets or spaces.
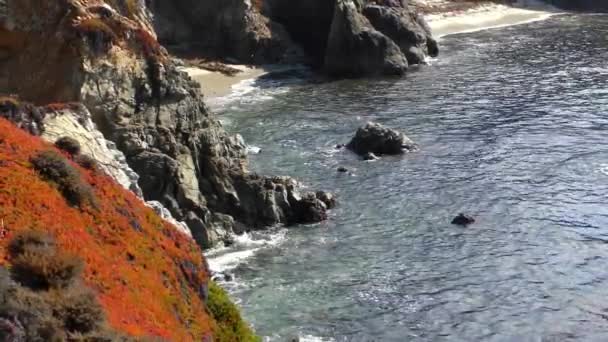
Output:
363,4,437,65
149,0,305,64
348,122,417,156
325,0,409,77
316,191,337,209
146,201,192,237
263,0,336,66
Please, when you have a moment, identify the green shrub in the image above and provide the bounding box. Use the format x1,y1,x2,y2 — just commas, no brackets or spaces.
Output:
30,150,97,208
207,281,260,342
54,137,82,156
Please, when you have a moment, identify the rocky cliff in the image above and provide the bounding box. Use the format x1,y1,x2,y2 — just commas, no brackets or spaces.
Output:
0,0,333,249
150,0,438,76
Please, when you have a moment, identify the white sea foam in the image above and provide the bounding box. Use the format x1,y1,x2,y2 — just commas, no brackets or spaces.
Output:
247,145,262,154
297,335,335,342
208,74,292,110
263,334,335,342
205,230,287,273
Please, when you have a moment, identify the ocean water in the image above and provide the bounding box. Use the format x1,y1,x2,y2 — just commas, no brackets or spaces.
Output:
209,14,608,341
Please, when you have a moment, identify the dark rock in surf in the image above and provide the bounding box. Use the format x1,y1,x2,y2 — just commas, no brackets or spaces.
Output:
316,191,337,209
451,213,475,226
337,166,349,173
293,193,329,223
348,122,417,156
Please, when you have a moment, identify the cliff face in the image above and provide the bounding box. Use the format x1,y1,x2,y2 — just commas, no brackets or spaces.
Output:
0,117,257,341
151,0,438,76
148,0,304,63
0,0,333,249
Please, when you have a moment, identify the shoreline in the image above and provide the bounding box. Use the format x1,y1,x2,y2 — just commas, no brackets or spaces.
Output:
184,1,558,101
426,2,558,38
181,65,269,100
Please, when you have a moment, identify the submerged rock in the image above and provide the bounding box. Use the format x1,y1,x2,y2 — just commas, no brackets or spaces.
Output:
451,213,476,226
348,122,417,156
337,166,349,173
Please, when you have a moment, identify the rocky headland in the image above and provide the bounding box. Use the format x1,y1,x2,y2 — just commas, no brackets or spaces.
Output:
0,0,597,339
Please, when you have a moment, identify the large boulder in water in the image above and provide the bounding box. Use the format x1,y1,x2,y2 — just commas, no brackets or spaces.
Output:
347,122,417,155
363,4,438,65
324,0,409,77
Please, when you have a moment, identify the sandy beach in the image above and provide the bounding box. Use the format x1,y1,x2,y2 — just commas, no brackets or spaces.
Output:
426,2,558,38
184,1,558,100
181,65,268,100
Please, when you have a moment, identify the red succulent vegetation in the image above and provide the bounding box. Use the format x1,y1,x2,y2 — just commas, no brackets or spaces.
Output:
0,118,214,340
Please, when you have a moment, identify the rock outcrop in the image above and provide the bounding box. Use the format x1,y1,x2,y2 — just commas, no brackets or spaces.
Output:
0,0,332,248
363,4,438,64
149,0,437,76
325,0,409,76
148,0,305,64
348,122,417,156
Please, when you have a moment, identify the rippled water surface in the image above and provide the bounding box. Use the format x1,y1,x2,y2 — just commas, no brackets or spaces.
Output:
214,14,608,341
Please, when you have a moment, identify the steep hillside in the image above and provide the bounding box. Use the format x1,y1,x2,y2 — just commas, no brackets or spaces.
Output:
0,117,257,341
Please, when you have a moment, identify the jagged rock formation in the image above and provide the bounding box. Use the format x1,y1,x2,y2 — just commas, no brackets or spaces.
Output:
325,0,409,76
0,0,333,248
150,0,438,77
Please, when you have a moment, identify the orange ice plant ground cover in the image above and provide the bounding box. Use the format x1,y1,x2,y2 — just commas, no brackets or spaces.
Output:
0,117,214,341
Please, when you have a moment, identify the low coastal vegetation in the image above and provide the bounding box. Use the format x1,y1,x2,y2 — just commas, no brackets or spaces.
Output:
207,281,261,342
0,118,257,340
0,230,127,340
